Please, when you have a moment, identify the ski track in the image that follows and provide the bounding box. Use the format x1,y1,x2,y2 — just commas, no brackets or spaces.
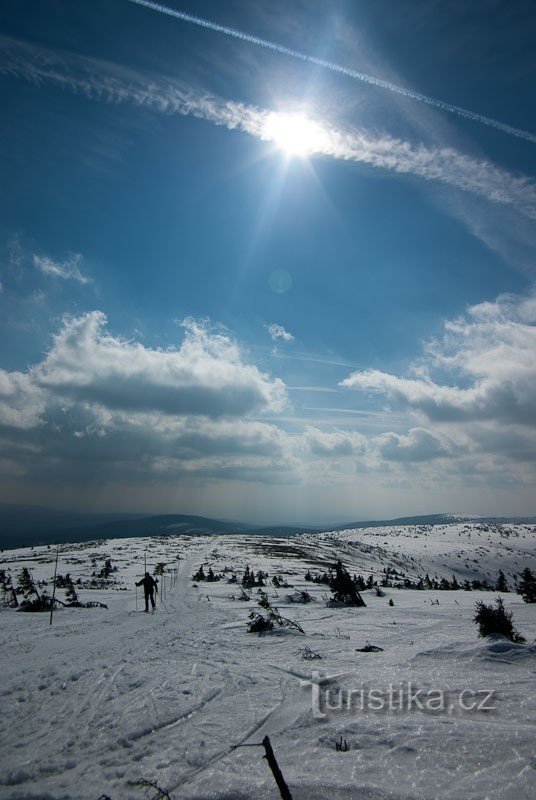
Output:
0,523,535,799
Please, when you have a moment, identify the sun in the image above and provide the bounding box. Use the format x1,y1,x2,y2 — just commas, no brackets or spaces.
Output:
262,111,328,158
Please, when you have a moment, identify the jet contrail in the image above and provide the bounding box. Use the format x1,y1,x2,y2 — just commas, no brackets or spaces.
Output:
127,0,536,145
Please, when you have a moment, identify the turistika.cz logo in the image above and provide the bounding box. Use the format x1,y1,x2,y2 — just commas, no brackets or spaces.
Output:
300,672,496,719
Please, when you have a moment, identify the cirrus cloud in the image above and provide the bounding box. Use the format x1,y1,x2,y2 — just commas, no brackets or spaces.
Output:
33,253,89,284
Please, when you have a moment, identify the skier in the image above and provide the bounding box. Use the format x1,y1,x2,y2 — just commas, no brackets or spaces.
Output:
136,572,158,612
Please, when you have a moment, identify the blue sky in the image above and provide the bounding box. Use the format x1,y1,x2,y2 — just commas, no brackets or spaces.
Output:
0,0,535,523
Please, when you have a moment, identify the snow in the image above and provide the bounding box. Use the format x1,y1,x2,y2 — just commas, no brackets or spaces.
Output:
1,523,535,799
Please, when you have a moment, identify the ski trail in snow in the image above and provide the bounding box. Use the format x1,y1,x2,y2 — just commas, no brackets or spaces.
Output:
81,664,125,737
169,699,284,792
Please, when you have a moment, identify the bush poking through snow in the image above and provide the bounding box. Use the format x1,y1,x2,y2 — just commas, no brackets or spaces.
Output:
518,568,536,603
1,570,18,607
297,645,321,660
247,612,274,633
286,590,314,603
247,607,304,634
329,561,367,607
473,597,526,643
127,777,174,799
18,594,54,612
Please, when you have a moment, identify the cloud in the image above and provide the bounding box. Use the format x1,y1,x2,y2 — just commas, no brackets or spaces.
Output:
0,304,534,497
0,312,295,485
340,291,536,485
268,323,294,343
377,427,451,462
304,426,367,457
1,35,535,219
33,253,88,284
33,312,286,418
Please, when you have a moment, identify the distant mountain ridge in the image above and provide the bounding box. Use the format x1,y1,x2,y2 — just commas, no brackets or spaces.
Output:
329,512,536,531
0,505,534,550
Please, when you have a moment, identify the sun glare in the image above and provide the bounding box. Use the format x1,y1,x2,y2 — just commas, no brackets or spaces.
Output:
262,111,328,158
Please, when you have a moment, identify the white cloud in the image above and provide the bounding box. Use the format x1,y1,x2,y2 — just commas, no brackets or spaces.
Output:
304,426,367,457
0,312,294,485
377,427,452,462
268,323,294,343
340,291,536,485
33,312,286,418
1,35,535,219
33,253,88,283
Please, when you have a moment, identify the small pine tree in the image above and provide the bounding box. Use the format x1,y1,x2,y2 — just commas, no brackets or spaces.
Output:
330,561,366,607
496,570,509,593
100,559,114,579
17,567,39,598
65,582,79,605
518,568,536,603
474,597,525,643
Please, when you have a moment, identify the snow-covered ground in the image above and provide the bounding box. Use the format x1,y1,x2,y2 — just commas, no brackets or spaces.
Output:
1,523,535,800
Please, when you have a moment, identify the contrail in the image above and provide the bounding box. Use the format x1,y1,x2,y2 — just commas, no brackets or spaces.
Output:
127,0,536,145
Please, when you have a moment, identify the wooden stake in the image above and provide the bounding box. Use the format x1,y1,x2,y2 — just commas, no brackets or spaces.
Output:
232,736,293,800
49,545,59,626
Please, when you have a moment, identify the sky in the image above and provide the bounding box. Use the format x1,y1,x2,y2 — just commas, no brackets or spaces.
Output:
0,0,535,524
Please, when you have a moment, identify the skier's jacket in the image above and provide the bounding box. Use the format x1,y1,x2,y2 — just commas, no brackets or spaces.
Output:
136,573,158,594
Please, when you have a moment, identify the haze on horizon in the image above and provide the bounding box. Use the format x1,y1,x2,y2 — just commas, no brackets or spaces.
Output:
0,0,535,526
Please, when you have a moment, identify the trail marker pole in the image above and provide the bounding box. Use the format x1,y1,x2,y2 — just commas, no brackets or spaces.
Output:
49,545,60,627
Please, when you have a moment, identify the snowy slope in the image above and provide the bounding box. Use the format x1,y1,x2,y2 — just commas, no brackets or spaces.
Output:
1,523,535,799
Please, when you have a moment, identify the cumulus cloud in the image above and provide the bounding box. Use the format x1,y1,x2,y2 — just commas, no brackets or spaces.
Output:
377,427,451,462
304,426,367,457
33,253,88,284
340,291,536,487
0,313,294,485
33,312,286,418
268,323,294,343
1,35,535,219
341,292,536,427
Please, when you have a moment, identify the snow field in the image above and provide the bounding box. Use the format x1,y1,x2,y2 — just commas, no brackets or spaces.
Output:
0,523,535,799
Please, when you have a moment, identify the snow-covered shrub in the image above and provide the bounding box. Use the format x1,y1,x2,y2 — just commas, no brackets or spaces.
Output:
297,645,321,660
473,598,525,643
17,594,53,612
192,565,206,582
286,590,313,603
247,607,304,634
1,570,18,607
17,567,37,597
496,570,509,592
247,612,274,633
329,561,366,607
518,568,536,603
